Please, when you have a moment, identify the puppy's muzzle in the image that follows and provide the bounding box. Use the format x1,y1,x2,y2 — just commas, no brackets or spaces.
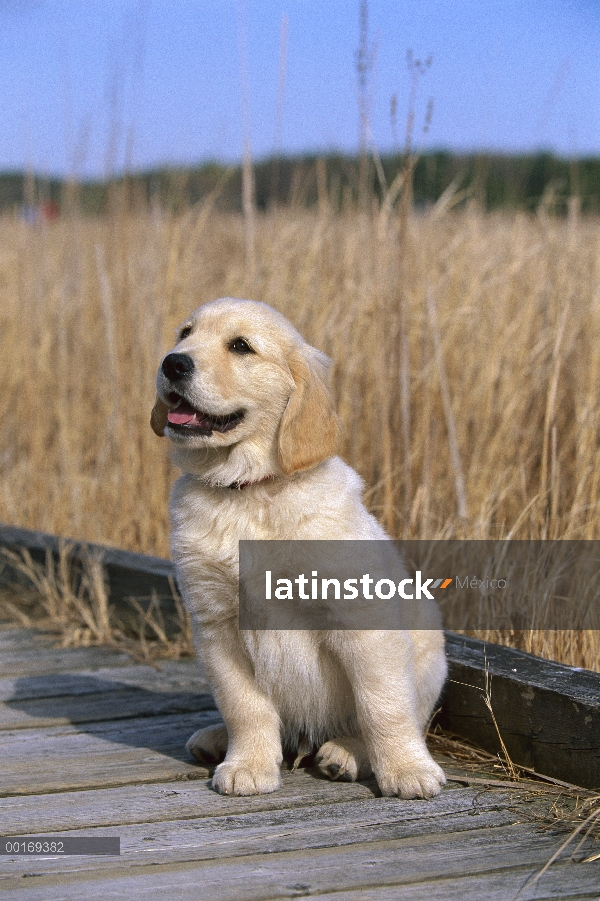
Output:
162,353,194,382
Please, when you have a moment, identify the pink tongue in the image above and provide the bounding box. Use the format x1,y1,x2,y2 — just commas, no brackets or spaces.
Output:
168,409,197,425
167,401,202,425
167,402,214,430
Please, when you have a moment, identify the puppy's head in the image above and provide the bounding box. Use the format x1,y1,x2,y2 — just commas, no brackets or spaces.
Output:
152,298,340,483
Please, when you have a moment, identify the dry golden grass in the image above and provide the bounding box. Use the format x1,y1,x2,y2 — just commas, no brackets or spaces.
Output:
0,544,194,663
1,194,599,668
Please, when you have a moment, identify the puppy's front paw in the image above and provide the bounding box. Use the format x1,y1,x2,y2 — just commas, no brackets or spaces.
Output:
315,737,372,782
376,757,446,799
186,723,228,764
212,761,281,796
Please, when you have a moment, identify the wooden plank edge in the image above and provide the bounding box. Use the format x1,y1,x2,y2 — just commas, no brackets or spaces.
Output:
0,524,177,617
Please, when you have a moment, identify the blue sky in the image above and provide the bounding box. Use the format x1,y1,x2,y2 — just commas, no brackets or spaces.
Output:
0,0,598,177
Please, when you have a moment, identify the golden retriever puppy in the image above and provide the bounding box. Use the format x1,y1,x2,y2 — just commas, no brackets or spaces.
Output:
152,297,447,798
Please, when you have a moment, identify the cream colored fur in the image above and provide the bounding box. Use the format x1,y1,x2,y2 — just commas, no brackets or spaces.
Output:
153,297,447,798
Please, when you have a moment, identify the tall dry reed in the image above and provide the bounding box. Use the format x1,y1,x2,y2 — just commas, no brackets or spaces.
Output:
1,195,599,667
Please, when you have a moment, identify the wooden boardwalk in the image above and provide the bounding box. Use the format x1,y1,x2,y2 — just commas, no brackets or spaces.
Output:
0,621,598,901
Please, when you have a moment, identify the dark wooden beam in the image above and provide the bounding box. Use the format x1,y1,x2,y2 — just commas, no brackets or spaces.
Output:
442,632,600,790
0,525,176,613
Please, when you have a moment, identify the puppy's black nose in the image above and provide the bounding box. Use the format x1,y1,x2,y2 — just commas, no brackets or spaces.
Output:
162,353,194,381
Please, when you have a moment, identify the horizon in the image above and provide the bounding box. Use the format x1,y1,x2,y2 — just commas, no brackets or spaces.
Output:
1,146,599,185
0,0,598,179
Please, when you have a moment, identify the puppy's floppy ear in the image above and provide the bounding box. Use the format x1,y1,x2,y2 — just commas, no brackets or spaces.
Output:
151,396,169,437
278,346,341,475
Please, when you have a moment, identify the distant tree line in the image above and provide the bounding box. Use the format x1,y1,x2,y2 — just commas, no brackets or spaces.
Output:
1,151,599,216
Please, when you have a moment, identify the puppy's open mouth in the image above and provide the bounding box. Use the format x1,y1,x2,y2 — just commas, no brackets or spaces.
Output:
166,398,245,435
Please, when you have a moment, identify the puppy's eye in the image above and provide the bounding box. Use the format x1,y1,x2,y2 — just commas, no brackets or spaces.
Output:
229,337,255,355
179,325,192,342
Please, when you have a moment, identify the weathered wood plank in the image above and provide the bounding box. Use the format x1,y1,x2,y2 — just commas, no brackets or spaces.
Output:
264,878,600,901
443,633,600,790
0,827,595,901
0,627,55,651
0,643,210,733
0,775,367,833
0,659,206,704
3,868,597,901
0,796,535,876
0,775,496,835
0,645,133,678
0,687,216,730
445,632,600,700
0,711,220,796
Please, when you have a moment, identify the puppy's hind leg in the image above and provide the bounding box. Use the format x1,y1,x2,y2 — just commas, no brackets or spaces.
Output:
186,722,228,765
315,736,372,782
329,632,446,799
